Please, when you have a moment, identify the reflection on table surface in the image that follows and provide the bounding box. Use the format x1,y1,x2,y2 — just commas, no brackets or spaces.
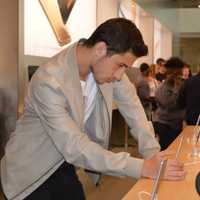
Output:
122,126,200,200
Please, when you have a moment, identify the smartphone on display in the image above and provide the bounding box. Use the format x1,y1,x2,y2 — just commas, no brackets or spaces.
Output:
151,159,167,200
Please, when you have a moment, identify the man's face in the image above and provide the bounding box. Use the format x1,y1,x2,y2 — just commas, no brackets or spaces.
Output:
91,52,137,84
159,65,166,74
182,67,190,79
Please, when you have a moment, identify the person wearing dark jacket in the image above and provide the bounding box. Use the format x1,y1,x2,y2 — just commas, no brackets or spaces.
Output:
178,66,200,125
153,57,185,150
155,58,166,83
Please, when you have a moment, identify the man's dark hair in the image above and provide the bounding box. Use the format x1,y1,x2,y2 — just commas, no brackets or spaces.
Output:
156,58,165,65
140,63,149,72
140,63,150,77
83,18,148,57
165,57,184,69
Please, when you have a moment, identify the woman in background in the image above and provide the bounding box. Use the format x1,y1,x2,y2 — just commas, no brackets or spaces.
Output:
137,63,158,120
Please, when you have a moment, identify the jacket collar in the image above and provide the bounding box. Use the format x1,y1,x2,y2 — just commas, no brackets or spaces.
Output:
54,42,113,128
60,42,85,129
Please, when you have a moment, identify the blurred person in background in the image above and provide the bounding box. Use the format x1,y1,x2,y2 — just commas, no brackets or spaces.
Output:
150,64,157,78
182,63,192,80
153,57,185,150
155,58,166,83
178,64,200,125
137,63,158,120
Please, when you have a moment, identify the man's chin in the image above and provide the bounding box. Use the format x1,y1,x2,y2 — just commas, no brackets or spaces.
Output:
96,80,104,84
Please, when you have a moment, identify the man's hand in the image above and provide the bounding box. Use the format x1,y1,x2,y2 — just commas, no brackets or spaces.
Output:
141,150,187,181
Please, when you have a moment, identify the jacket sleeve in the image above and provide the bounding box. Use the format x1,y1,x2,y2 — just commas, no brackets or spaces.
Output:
177,81,186,109
113,75,160,159
29,75,144,179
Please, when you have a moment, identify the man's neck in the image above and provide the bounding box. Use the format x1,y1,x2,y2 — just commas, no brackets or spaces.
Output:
76,43,92,81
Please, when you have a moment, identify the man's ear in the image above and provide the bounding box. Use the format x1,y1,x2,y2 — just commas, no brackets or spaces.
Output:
94,42,107,58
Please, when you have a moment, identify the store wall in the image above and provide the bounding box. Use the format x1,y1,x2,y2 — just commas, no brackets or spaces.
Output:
96,0,118,25
0,1,18,157
179,9,200,33
138,13,154,66
19,0,97,113
161,25,172,60
180,37,200,72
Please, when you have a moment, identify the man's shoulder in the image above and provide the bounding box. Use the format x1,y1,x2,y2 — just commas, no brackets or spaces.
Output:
41,42,76,66
39,42,78,76
185,74,200,87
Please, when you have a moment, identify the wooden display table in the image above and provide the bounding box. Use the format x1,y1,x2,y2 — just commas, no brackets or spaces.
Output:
122,126,200,200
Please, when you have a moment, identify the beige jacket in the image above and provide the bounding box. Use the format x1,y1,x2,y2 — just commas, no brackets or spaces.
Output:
1,42,160,200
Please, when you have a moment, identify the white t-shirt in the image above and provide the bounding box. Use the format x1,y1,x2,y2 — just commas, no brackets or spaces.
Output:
80,72,98,124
